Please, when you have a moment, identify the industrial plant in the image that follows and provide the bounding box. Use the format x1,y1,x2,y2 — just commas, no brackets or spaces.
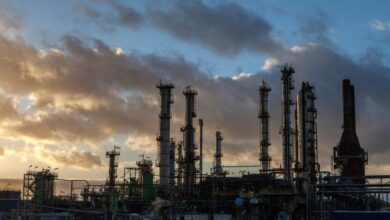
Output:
1,65,390,220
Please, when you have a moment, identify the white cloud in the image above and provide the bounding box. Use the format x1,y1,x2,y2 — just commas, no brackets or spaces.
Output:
112,47,125,55
290,43,316,54
261,58,279,71
370,20,390,31
231,72,253,80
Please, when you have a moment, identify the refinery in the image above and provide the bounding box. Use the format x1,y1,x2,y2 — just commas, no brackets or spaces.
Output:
1,65,390,220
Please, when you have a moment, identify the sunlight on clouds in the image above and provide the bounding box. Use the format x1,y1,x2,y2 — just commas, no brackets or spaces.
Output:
112,47,125,56
21,62,57,82
35,146,103,170
290,43,316,54
125,135,156,153
38,48,64,59
261,58,279,71
232,72,253,80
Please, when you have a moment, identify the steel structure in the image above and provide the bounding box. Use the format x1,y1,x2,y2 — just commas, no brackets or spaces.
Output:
23,169,57,205
106,146,120,191
182,86,198,198
295,82,319,185
280,65,295,182
259,80,272,173
176,141,184,187
156,81,175,194
333,80,367,180
295,82,319,219
213,130,224,176
12,76,390,220
169,138,176,186
199,119,204,182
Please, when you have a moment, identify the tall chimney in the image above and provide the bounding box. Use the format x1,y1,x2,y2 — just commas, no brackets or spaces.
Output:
333,79,367,178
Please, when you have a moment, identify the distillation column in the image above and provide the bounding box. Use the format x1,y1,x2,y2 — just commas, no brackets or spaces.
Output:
295,82,319,186
176,141,184,186
295,82,319,220
213,130,224,176
199,119,204,182
157,82,175,194
280,65,295,182
259,80,272,173
170,139,176,186
333,79,367,180
182,86,198,198
106,146,120,191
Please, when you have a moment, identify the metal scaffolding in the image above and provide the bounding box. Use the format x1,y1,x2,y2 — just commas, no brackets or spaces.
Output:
199,119,204,182
106,145,120,191
182,86,198,198
213,130,224,176
280,65,295,182
259,80,272,173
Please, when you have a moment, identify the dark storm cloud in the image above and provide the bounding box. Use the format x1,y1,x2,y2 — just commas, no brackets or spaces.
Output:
77,0,143,32
299,9,335,48
78,1,284,56
150,1,284,56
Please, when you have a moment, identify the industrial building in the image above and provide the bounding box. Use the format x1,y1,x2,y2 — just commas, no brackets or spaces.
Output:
1,65,390,220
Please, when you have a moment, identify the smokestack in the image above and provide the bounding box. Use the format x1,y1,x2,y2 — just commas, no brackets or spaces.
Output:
182,86,198,198
334,79,367,178
157,81,174,194
199,119,204,182
259,80,272,173
213,130,224,176
280,65,295,182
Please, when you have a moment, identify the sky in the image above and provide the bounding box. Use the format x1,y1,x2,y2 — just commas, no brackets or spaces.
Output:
0,0,389,181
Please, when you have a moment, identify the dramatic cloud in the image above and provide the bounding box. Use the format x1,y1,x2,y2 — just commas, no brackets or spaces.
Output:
0,0,389,177
149,1,284,56
1,34,389,173
36,146,103,169
77,0,144,31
